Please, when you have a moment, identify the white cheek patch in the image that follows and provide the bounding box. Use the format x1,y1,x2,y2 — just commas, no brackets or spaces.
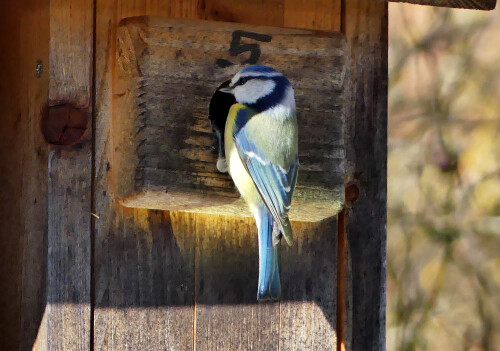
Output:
234,79,276,104
264,85,296,120
281,85,296,111
230,72,242,87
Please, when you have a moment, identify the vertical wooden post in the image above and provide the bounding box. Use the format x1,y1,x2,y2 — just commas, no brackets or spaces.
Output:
42,1,95,350
343,1,388,350
93,3,199,350
0,1,50,350
0,5,24,350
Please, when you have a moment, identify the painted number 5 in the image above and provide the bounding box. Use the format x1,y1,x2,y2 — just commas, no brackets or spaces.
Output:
216,30,272,68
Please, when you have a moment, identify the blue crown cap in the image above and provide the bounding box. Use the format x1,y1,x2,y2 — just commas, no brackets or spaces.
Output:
240,65,278,74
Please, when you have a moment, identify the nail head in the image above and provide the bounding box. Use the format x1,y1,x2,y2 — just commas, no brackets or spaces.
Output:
41,103,88,146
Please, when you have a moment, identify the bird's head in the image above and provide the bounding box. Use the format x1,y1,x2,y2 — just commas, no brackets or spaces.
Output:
220,65,295,113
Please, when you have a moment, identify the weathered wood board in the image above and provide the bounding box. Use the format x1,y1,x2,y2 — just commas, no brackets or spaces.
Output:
113,17,346,222
43,0,94,350
0,1,50,350
95,2,341,351
93,209,196,351
344,1,388,351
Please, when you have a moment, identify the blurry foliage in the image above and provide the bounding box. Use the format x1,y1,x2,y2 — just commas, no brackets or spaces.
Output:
388,4,500,351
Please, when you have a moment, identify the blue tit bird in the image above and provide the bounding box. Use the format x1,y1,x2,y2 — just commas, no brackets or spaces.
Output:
220,65,299,301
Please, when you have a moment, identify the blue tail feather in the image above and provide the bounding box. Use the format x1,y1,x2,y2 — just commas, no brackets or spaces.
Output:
256,206,280,301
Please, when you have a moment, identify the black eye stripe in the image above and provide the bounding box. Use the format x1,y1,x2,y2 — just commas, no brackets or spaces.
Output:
236,77,249,86
233,76,272,87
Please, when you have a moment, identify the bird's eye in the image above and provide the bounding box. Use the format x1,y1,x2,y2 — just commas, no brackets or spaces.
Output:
238,77,249,86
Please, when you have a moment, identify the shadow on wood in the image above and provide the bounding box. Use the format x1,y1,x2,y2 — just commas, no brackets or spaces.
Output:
18,206,338,349
23,205,338,350
87,208,336,332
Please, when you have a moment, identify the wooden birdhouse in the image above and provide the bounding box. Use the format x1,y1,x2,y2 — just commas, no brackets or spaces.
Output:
1,1,496,351
112,17,346,221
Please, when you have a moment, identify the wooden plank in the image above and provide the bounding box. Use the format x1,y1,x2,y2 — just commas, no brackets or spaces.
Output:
284,0,341,30
18,2,51,348
42,0,94,350
194,214,280,350
0,4,24,350
200,0,286,26
12,1,50,351
343,1,388,351
0,1,49,350
94,2,197,350
281,4,340,350
94,1,342,351
49,0,94,106
279,219,337,351
46,147,92,351
93,209,195,351
113,17,345,221
388,0,496,10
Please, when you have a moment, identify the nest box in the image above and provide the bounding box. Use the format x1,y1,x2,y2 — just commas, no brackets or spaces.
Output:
112,16,346,222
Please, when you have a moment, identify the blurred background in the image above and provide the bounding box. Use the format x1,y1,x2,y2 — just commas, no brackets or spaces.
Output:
388,4,500,350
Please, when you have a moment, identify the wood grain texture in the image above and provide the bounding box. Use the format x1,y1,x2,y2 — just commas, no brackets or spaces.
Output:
94,1,342,350
284,0,341,30
46,148,92,351
388,0,496,10
343,1,388,351
193,216,337,351
279,219,337,351
93,209,195,351
0,4,24,350
94,2,198,350
49,0,94,106
194,214,280,351
42,0,94,350
0,1,50,350
113,17,346,221
200,0,286,26
17,2,51,351
113,0,342,30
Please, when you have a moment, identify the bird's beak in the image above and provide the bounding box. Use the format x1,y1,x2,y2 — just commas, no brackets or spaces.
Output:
219,86,233,94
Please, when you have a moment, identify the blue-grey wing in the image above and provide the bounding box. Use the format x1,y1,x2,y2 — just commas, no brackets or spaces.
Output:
233,119,298,245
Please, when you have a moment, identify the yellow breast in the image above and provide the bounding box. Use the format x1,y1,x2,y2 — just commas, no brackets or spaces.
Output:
224,104,262,214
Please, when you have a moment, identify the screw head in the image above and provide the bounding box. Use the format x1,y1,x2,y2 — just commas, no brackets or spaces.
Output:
345,181,360,206
35,60,43,78
41,103,88,146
